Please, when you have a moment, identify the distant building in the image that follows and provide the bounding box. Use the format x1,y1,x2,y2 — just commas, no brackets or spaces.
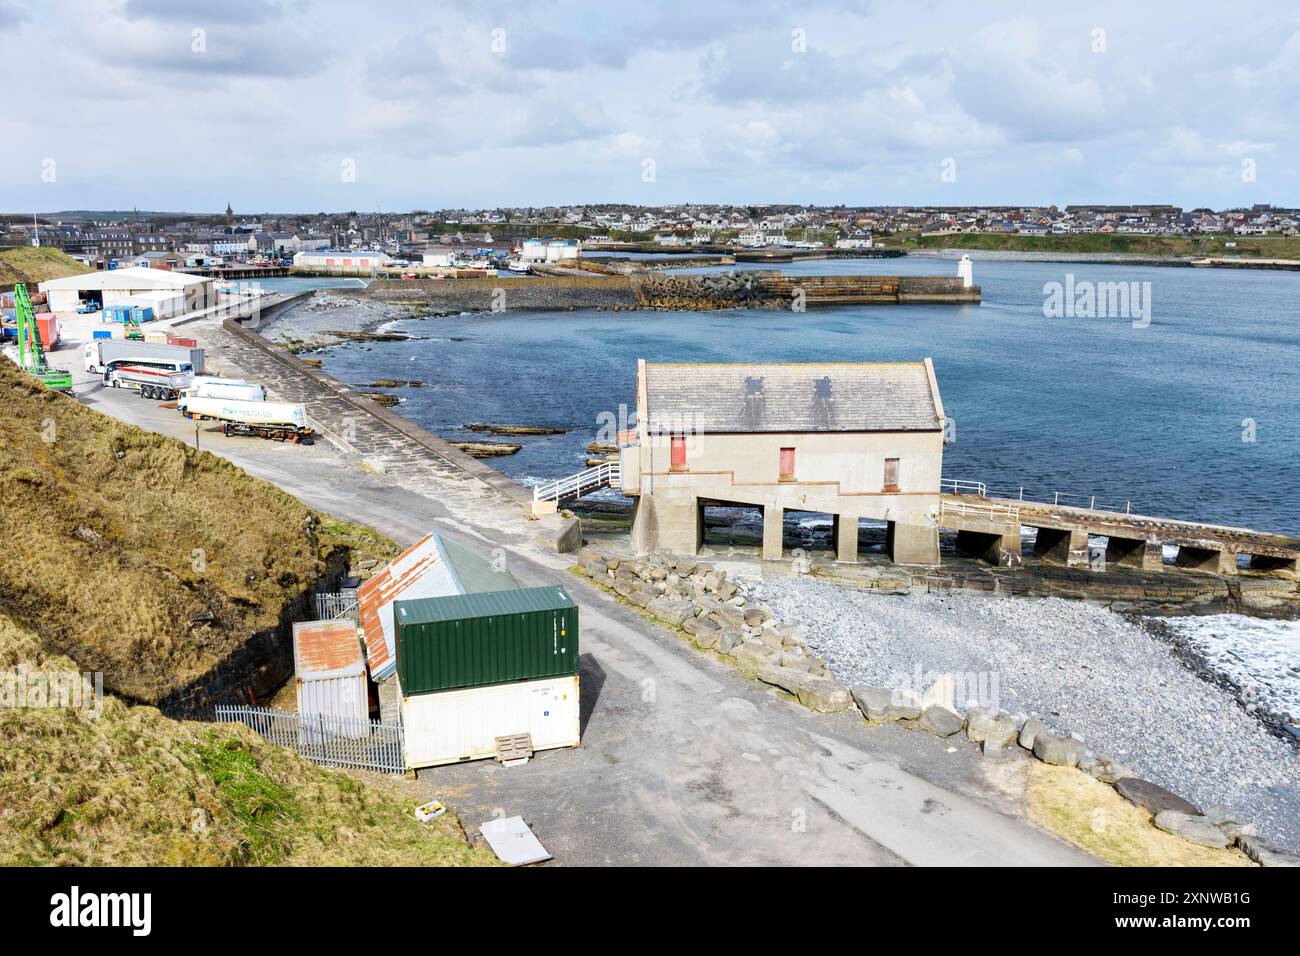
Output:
835,232,873,249
39,266,217,315
293,250,391,272
619,359,945,565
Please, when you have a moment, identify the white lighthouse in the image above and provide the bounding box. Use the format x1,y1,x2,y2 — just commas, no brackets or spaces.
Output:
956,254,974,289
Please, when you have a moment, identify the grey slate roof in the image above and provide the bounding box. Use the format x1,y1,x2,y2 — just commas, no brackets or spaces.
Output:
642,362,942,433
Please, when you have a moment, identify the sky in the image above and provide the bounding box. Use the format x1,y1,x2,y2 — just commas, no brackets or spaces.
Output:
3,0,1298,213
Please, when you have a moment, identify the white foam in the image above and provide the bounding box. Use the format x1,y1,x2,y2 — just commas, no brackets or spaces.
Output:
1161,614,1300,720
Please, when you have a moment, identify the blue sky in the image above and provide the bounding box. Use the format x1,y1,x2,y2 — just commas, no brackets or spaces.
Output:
3,0,1298,212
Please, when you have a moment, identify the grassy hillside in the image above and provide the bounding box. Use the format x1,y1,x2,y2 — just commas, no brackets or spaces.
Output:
0,615,494,866
0,358,494,866
901,231,1300,259
0,356,399,707
0,246,85,290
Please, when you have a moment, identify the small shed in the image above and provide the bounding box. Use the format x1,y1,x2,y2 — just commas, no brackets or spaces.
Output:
356,532,520,681
292,619,368,726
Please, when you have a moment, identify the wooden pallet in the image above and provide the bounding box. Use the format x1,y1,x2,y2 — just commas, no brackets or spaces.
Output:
494,733,534,765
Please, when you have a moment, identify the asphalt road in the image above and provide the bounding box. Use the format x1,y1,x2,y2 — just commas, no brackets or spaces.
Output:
45,324,1094,866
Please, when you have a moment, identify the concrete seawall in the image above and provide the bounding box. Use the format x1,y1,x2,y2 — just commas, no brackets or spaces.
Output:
364,271,979,313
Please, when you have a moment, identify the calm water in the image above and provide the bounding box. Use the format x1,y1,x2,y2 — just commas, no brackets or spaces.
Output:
312,257,1300,535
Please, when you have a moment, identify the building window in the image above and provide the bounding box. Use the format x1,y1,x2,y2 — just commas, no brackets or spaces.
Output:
779,447,795,481
670,435,687,471
883,457,900,492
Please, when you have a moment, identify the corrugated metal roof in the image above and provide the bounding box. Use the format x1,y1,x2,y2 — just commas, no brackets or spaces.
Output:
642,361,942,433
293,619,365,680
395,585,574,626
440,536,521,595
356,532,520,680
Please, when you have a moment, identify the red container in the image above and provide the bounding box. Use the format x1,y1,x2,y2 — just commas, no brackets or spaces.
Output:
36,314,59,350
167,336,197,348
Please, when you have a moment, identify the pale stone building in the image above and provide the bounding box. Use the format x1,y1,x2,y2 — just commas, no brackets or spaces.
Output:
620,359,945,565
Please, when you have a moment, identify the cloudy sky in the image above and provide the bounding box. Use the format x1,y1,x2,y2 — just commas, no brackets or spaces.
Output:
3,0,1298,213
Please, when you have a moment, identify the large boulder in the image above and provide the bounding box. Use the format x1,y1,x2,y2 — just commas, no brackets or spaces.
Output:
1153,811,1231,849
918,705,965,737
851,685,894,723
731,640,778,673
1018,718,1047,751
965,707,1018,748
1114,778,1201,816
1237,834,1300,867
1032,732,1085,767
756,665,853,714
1078,755,1135,785
646,595,695,627
715,629,741,654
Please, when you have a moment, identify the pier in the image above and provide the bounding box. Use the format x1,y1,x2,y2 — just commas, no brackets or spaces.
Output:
937,489,1300,578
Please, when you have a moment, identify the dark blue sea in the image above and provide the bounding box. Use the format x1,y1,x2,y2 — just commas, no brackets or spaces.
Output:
288,257,1300,536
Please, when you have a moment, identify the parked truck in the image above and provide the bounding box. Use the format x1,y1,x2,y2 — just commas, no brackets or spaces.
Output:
107,365,193,400
84,339,205,376
176,395,312,442
183,378,267,402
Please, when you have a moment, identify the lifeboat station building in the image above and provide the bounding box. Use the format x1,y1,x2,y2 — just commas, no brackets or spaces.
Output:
620,359,945,565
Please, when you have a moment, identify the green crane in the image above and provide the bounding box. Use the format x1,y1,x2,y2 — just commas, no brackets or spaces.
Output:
13,283,73,391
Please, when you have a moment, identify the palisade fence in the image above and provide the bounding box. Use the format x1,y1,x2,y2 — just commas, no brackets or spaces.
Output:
314,591,359,622
214,704,405,774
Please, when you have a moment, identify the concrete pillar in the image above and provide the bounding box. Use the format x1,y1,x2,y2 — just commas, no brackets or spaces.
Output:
888,521,940,565
1175,545,1237,576
630,496,656,556
653,497,702,556
835,514,860,563
1032,527,1089,566
1106,536,1163,572
763,504,784,561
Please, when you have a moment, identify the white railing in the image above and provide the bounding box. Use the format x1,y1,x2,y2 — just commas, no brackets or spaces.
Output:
939,498,1021,524
533,461,621,503
1008,487,1133,514
213,704,405,774
940,478,987,497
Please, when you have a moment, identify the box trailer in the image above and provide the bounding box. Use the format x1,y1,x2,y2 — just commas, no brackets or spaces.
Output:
84,338,205,375
403,675,580,769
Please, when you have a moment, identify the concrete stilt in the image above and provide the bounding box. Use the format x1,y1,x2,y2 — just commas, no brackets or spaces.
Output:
835,514,860,563
888,521,940,565
763,504,784,560
955,524,1019,565
654,498,702,556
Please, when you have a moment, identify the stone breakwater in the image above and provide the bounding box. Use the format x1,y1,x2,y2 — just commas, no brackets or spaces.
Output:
360,271,978,314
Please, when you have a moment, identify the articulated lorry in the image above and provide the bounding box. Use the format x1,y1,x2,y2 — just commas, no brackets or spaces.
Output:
84,339,206,375
183,378,267,402
107,365,194,400
177,395,312,442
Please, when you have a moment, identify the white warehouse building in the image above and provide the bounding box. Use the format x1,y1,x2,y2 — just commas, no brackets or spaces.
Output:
38,266,218,315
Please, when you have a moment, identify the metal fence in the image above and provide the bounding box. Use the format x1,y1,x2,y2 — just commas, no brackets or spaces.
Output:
314,591,359,622
213,704,405,774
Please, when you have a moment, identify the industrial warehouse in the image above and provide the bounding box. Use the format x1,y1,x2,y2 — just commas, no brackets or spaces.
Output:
37,265,219,317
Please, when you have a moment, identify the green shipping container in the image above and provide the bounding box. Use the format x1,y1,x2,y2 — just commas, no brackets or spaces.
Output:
395,585,578,696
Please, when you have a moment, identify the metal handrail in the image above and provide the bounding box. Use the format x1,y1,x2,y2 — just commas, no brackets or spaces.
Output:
1009,487,1133,514
940,478,987,496
533,461,621,502
939,498,1021,523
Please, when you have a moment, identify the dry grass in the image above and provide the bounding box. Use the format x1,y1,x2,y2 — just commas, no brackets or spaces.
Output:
0,359,397,705
0,247,86,289
1025,763,1253,867
0,615,495,866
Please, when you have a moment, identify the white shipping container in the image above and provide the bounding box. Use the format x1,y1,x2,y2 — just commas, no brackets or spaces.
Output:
403,675,580,770
297,666,370,730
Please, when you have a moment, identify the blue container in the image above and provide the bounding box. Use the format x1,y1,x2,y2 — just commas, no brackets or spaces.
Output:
93,330,112,340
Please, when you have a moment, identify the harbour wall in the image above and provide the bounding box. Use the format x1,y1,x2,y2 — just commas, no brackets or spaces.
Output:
363,272,979,313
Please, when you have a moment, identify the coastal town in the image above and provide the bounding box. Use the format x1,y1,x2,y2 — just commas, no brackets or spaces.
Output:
1,0,1297,932
5,201,1300,273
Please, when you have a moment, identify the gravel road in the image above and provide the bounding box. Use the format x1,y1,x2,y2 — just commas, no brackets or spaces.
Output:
750,575,1300,849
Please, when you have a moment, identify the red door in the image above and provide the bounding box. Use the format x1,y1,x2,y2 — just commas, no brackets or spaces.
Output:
779,447,795,480
670,435,686,470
